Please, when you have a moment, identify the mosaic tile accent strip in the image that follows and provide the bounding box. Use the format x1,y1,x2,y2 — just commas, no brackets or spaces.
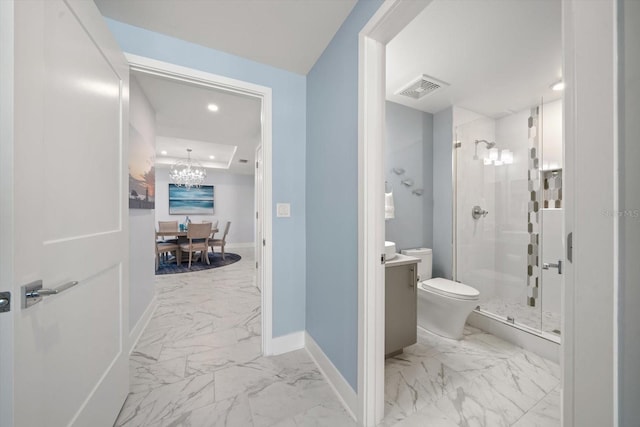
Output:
543,170,563,208
527,107,541,307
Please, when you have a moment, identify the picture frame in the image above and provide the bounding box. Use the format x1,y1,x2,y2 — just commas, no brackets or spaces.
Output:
168,184,214,214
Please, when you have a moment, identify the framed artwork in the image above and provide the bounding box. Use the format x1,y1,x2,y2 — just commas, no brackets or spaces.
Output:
129,125,155,209
169,184,214,214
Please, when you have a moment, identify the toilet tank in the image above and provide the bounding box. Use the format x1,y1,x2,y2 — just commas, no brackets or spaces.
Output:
401,248,432,280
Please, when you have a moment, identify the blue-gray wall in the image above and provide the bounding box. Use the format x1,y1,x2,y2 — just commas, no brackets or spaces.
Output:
619,0,640,424
106,19,307,337
385,101,434,251
432,108,453,279
306,0,383,391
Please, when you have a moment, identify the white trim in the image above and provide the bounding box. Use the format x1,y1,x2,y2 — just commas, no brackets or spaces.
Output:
270,331,305,355
611,1,620,424
562,1,617,425
128,296,157,354
124,54,275,358
357,33,386,427
357,1,432,425
0,0,15,424
305,332,358,421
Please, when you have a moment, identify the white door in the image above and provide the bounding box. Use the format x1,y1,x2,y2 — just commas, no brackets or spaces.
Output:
255,145,263,291
0,1,130,426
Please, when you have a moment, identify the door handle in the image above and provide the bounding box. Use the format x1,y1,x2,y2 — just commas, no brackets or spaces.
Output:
542,260,563,274
0,292,10,313
22,280,79,309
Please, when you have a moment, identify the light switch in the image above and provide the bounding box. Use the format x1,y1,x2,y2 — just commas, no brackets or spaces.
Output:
276,203,291,218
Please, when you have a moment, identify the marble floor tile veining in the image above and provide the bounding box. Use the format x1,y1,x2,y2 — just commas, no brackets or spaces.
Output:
115,248,354,427
117,246,559,426
381,327,561,427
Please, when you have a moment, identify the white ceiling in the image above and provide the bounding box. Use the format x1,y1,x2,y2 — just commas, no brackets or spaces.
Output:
386,0,562,118
132,71,262,175
95,0,358,75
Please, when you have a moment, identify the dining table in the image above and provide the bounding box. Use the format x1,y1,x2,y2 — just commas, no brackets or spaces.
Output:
156,228,219,264
155,228,219,239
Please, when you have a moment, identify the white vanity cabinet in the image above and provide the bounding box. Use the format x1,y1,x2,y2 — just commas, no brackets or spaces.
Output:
385,255,419,357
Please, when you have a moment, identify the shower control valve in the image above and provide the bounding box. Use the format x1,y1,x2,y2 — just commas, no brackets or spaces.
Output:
472,205,489,220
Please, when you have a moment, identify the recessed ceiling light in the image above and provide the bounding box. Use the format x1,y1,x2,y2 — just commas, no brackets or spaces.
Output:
551,81,565,91
161,150,167,155
207,103,219,112
209,155,215,160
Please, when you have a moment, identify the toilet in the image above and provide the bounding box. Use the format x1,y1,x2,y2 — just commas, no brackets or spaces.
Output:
401,248,480,340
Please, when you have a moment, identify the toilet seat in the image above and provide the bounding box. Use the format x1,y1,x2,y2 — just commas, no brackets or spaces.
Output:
421,278,479,300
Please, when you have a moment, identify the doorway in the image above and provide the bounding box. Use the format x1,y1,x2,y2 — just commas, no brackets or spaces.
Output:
358,0,618,426
127,54,274,356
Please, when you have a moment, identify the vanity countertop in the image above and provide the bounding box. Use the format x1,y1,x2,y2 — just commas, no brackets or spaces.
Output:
385,253,421,268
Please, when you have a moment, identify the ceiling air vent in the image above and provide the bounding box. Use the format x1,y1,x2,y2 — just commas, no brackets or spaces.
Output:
238,159,249,163
397,74,448,100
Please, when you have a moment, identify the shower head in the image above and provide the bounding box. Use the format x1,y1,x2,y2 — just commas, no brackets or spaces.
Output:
475,139,496,148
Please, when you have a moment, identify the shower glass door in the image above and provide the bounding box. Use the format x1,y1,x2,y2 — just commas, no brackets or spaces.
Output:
454,97,562,337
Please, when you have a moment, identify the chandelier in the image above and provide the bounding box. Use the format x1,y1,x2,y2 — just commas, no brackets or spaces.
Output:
169,148,206,189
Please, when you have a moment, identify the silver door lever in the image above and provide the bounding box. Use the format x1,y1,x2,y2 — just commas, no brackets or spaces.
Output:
22,280,79,309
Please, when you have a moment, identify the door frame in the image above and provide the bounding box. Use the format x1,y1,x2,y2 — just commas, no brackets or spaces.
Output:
357,0,619,426
125,54,275,355
357,1,433,424
0,0,15,423
255,144,263,292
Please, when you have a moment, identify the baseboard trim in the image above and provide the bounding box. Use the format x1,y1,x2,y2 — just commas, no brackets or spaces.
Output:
128,295,157,355
270,330,305,355
305,332,358,421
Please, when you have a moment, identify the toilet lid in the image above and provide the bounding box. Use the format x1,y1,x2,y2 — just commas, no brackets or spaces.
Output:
421,278,480,300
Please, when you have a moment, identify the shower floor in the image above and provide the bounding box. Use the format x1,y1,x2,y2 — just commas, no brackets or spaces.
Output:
480,299,561,336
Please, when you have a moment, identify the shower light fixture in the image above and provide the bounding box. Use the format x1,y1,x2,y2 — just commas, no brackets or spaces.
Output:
501,149,514,165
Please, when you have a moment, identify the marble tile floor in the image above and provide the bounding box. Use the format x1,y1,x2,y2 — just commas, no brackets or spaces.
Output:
114,247,356,427
115,246,560,426
381,326,561,427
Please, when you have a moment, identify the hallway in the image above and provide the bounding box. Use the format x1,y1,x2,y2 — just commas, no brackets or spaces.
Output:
115,248,356,427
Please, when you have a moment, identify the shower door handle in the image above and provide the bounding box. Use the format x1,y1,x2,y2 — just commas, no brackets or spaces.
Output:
543,260,562,274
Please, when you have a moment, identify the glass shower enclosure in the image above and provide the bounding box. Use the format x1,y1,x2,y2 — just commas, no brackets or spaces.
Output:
454,98,563,338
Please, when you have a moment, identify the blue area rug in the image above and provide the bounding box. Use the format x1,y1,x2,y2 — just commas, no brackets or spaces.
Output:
156,252,241,275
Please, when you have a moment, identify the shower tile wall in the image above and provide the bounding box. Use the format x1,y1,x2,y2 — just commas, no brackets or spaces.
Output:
494,109,534,306
455,110,497,304
456,100,563,332
527,107,542,307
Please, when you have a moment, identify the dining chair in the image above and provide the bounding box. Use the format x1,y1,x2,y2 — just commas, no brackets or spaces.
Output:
155,239,180,270
207,219,220,240
158,220,179,232
157,220,179,244
179,222,212,268
210,221,231,260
